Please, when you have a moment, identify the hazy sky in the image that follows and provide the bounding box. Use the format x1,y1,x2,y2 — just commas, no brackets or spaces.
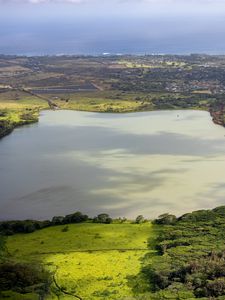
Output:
1,0,225,13
1,0,225,55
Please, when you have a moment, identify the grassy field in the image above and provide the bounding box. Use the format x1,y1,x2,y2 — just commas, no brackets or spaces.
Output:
6,222,157,300
54,98,151,113
117,59,187,69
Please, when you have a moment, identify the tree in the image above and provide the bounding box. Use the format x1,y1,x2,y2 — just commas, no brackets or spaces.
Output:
93,214,112,224
135,215,145,224
64,212,88,224
155,214,177,225
52,216,64,225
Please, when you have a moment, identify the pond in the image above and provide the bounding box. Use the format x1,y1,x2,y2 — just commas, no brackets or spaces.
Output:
1,110,225,220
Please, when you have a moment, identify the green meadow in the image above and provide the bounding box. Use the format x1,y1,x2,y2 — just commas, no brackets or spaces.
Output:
5,222,157,300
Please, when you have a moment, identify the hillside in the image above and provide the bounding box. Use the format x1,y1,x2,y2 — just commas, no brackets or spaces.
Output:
1,206,225,299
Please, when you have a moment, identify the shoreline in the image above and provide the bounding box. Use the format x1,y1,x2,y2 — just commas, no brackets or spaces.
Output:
0,114,39,139
209,108,225,126
0,105,224,140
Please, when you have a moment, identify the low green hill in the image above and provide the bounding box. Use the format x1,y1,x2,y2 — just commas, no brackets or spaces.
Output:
2,206,225,299
3,222,157,300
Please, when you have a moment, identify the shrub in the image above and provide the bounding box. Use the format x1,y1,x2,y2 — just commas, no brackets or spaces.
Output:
61,226,69,232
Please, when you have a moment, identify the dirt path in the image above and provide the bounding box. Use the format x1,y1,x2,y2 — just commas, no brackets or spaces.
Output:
19,87,59,109
39,248,150,255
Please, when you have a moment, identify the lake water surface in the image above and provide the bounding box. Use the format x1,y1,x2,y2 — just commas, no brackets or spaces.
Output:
1,110,225,220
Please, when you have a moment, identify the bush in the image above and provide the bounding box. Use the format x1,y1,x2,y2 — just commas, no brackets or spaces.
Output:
61,226,69,232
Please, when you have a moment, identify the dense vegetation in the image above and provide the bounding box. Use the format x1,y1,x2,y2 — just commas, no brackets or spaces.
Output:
0,108,39,138
139,206,225,299
0,262,51,299
0,234,51,300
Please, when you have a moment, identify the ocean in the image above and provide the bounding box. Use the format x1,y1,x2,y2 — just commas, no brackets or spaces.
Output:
0,5,225,56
